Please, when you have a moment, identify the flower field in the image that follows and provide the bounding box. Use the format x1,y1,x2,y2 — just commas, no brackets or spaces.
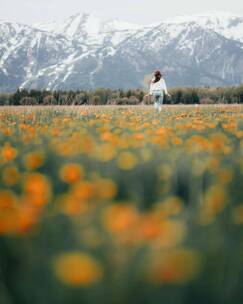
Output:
0,104,243,304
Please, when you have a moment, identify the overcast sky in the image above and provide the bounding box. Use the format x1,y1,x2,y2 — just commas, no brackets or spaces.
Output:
1,0,243,25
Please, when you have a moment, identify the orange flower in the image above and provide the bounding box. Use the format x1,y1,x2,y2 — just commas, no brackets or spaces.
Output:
134,133,144,140
139,214,162,241
2,166,19,186
71,181,94,200
15,203,40,234
53,252,103,286
148,249,201,284
102,204,139,233
0,190,17,211
60,163,84,184
0,190,18,235
1,142,17,162
3,128,12,136
23,173,51,207
59,194,89,216
186,135,209,151
139,216,186,248
209,133,228,152
24,151,45,170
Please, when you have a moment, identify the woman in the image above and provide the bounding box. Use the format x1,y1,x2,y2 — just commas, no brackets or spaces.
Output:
148,70,170,112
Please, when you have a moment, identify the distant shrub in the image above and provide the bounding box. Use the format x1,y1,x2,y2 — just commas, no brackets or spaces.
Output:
128,96,140,105
58,94,70,105
20,97,37,105
199,97,215,104
43,95,57,105
90,95,101,105
74,93,88,105
2,85,243,106
142,95,153,105
117,98,129,105
107,98,117,105
0,93,11,105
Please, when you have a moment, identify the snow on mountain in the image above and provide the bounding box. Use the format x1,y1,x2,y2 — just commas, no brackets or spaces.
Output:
163,12,243,42
108,21,243,88
0,20,81,91
34,13,142,46
1,12,243,92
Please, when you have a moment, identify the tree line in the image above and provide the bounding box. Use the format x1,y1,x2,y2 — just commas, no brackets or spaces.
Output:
1,86,243,106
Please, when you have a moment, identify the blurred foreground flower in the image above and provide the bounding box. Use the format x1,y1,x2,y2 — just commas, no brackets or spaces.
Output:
59,163,84,184
147,249,201,284
199,184,227,225
23,173,51,207
24,151,45,170
102,204,139,233
117,151,137,170
232,204,243,224
53,252,103,287
1,142,17,162
2,165,20,186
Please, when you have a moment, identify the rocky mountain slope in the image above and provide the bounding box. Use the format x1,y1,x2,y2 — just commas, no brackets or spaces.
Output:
1,12,243,92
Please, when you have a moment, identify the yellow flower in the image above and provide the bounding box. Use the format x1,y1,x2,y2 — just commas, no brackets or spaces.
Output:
199,185,227,225
171,137,183,145
94,178,117,200
217,168,233,185
95,144,116,162
154,196,183,218
140,148,152,162
53,252,103,286
117,151,137,170
232,204,243,225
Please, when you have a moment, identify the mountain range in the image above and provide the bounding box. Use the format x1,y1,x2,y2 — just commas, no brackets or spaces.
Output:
1,12,243,92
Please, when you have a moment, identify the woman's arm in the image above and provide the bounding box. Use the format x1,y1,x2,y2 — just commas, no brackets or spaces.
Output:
149,79,154,95
162,78,168,95
162,78,171,97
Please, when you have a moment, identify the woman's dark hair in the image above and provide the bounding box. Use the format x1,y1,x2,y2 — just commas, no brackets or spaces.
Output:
152,70,162,83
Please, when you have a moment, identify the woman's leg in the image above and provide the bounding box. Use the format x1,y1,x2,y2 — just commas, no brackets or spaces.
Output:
158,92,164,112
153,94,159,110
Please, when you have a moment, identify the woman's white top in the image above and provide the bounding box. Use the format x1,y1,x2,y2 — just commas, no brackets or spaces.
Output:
149,78,168,95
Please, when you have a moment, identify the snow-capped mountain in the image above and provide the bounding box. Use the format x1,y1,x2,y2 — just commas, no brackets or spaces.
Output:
163,12,243,43
35,13,142,47
1,12,243,92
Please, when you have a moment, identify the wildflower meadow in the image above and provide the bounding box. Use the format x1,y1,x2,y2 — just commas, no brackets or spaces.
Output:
0,104,243,304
